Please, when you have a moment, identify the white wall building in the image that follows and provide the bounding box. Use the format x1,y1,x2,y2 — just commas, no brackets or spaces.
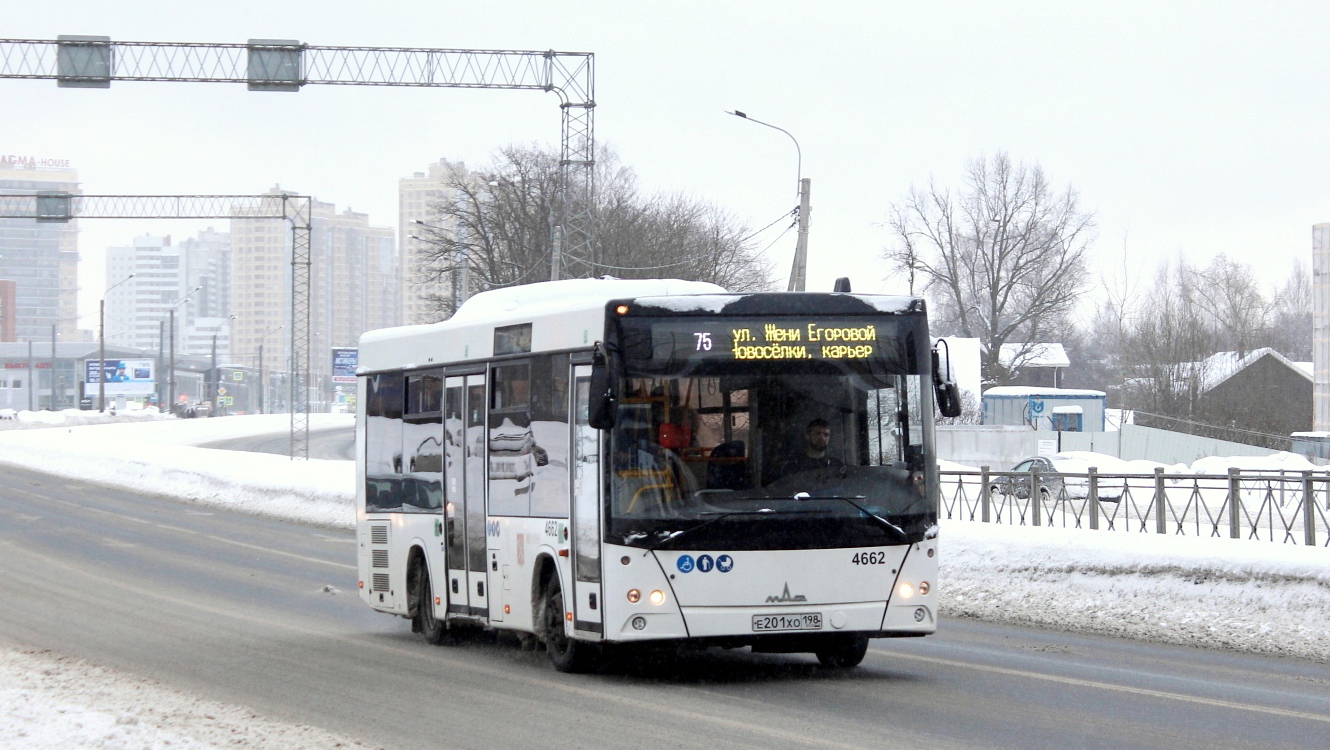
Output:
104,234,181,351
1314,223,1330,431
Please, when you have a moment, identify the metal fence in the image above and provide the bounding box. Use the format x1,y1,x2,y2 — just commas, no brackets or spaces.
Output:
941,468,1330,547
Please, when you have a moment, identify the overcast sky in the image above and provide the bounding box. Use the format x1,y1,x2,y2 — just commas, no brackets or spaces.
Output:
7,1,1330,328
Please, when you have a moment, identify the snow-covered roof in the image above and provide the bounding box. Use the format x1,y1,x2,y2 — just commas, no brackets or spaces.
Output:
1194,348,1312,393
999,342,1070,369
448,277,728,323
983,386,1105,398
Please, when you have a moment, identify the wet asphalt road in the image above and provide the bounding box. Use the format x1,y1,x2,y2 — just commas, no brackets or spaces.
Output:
0,464,1327,749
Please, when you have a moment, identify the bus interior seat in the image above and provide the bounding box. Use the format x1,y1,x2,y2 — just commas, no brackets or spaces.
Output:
706,440,747,490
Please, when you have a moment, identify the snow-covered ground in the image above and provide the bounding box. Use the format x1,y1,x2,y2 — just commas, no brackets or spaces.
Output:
0,414,1327,746
0,413,356,528
0,647,380,749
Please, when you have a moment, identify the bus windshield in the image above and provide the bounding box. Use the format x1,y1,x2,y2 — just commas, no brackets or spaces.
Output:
607,313,936,551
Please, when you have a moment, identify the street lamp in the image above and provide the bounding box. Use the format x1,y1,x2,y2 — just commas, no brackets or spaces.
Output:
163,285,202,414
209,314,237,417
99,273,136,412
258,324,282,414
727,110,811,291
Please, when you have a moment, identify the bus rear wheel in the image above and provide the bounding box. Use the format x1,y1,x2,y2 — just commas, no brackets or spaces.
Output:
540,581,599,673
815,634,869,669
413,563,446,645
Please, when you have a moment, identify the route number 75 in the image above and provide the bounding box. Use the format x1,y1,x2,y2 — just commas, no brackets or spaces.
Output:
693,332,712,351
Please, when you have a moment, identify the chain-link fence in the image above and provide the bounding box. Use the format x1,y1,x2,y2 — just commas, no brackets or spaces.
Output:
941,467,1330,546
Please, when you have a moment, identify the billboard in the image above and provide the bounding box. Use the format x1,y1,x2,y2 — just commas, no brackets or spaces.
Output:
84,359,155,396
332,347,358,383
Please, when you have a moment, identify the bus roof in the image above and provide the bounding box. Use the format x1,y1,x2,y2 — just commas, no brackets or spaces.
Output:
357,277,925,372
358,278,725,370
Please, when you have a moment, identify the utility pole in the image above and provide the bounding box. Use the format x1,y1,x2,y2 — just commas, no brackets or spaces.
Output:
157,318,165,408
789,178,811,292
168,308,176,413
550,225,564,282
49,324,56,410
97,299,105,412
26,339,33,411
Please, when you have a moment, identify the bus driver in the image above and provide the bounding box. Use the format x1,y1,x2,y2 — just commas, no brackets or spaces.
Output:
779,418,845,477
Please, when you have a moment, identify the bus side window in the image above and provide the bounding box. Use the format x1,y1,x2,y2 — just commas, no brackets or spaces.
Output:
403,371,443,511
529,354,570,517
489,362,534,516
365,372,405,512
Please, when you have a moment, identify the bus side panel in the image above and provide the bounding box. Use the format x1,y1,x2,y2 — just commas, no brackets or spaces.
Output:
486,516,563,633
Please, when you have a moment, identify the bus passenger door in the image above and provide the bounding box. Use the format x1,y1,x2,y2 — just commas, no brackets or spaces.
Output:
465,374,490,619
571,366,603,636
443,377,469,615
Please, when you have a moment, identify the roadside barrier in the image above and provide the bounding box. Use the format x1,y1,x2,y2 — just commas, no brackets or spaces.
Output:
940,467,1330,546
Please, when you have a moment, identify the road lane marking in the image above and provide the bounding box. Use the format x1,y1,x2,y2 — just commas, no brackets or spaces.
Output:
200,534,355,571
11,545,882,750
7,484,353,571
872,649,1330,724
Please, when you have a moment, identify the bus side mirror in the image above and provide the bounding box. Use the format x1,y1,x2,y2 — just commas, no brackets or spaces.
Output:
932,340,963,418
588,345,617,430
936,381,962,418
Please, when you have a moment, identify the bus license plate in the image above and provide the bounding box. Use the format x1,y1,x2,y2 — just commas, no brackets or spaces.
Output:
752,613,822,632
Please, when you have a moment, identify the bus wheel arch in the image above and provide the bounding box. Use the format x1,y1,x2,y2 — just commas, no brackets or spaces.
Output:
405,545,427,621
531,553,559,637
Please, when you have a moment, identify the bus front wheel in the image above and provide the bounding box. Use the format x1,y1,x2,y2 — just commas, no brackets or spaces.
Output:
815,634,869,669
413,563,446,645
540,581,599,673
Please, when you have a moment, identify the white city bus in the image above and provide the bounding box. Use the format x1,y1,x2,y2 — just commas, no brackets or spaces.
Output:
356,277,959,672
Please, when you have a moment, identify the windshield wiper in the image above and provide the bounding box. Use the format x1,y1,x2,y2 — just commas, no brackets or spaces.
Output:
793,492,911,544
643,508,829,551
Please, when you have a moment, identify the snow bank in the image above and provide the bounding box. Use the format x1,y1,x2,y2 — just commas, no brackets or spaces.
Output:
0,406,170,430
0,647,379,749
0,414,356,529
942,520,1330,661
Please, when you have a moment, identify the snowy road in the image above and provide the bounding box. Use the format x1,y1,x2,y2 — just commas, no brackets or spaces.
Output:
2,465,1328,749
198,424,356,461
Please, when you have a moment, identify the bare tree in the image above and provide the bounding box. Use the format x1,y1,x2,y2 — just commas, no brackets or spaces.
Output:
1121,259,1218,420
1189,254,1269,358
883,153,1095,383
1265,260,1312,360
413,144,772,317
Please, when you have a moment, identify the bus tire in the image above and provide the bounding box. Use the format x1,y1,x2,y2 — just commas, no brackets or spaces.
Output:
540,581,598,673
414,563,446,645
815,634,869,669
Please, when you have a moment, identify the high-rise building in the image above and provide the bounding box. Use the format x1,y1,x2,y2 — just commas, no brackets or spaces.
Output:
105,234,181,351
230,187,397,387
1313,223,1330,431
179,227,231,321
104,228,233,359
0,280,15,342
0,157,80,341
312,203,398,358
399,159,463,325
230,186,292,371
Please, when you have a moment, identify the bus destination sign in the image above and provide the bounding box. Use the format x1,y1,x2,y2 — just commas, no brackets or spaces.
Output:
645,318,889,363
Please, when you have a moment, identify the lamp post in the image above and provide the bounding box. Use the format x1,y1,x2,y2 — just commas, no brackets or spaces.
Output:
163,285,202,415
99,273,136,412
727,110,810,291
258,324,282,414
209,314,237,417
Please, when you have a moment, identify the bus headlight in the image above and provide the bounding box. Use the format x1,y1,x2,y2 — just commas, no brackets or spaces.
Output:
627,589,641,603
918,581,930,595
898,582,914,599
649,590,666,605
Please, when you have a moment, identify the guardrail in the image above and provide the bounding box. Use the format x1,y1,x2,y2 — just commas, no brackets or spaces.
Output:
940,467,1330,547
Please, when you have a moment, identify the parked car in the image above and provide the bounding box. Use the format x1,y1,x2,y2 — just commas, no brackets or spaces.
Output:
990,455,1126,502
